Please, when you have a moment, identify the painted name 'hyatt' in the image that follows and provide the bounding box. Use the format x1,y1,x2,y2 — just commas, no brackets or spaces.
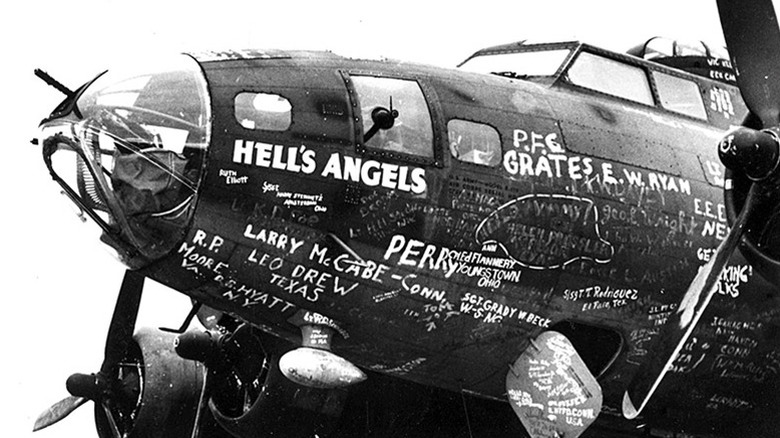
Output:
233,140,426,194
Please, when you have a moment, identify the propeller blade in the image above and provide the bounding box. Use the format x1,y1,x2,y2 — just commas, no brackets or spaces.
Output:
33,396,88,431
101,269,145,375
34,270,145,433
623,183,760,419
190,366,209,438
717,0,780,126
101,401,123,438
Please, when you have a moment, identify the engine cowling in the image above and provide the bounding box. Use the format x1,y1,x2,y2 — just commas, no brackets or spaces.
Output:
94,328,213,438
209,355,348,438
724,166,780,285
176,325,349,438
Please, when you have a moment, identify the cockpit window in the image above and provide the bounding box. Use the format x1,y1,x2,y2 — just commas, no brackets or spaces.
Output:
39,54,210,266
652,71,707,120
566,52,654,105
458,49,571,78
674,41,709,57
351,75,434,158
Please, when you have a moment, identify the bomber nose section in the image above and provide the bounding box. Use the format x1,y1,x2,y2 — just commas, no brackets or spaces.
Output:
37,54,211,267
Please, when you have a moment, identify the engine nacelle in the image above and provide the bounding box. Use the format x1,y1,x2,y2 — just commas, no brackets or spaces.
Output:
94,328,213,438
175,324,351,438
724,168,780,286
209,355,348,438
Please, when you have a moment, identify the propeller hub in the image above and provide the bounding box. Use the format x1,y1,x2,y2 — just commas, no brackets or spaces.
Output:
66,373,109,400
174,329,222,363
718,126,780,181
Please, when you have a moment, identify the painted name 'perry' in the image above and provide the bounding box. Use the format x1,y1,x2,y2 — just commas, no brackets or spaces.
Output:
233,140,427,194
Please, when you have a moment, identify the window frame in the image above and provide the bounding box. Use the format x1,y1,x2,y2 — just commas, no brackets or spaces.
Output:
342,71,444,167
447,119,502,167
549,43,720,123
651,70,708,120
565,51,655,106
458,48,573,79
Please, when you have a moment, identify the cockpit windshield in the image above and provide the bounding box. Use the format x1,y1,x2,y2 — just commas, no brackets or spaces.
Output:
39,54,210,267
458,49,571,79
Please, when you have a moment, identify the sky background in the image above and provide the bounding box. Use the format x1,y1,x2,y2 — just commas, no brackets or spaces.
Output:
2,0,737,436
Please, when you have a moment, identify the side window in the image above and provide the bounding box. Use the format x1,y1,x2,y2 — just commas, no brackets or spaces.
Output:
652,71,707,120
234,92,292,131
567,52,654,105
448,120,501,166
351,76,434,158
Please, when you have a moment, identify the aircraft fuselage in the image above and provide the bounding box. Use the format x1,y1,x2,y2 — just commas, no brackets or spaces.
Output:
39,42,780,436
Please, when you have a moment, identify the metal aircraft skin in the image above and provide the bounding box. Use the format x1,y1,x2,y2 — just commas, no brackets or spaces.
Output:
31,2,780,437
